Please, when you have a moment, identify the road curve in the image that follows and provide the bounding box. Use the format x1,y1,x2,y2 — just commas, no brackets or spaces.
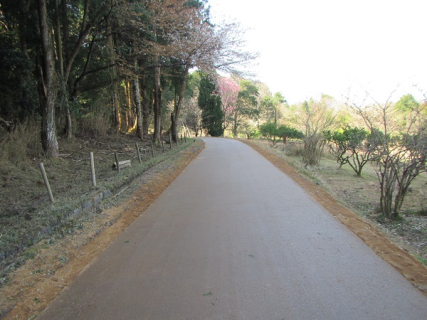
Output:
39,138,427,320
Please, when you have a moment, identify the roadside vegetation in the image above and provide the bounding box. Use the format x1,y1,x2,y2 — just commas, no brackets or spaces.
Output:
0,130,197,284
249,137,427,266
0,0,255,289
243,92,427,266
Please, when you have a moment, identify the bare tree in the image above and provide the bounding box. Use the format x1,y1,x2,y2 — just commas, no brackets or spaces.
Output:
218,77,239,133
183,95,202,137
133,61,144,139
297,96,336,166
164,15,257,142
349,92,427,218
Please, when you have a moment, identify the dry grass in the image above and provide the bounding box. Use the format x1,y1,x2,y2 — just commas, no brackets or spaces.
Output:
0,120,42,163
0,138,204,319
251,139,427,265
0,126,196,283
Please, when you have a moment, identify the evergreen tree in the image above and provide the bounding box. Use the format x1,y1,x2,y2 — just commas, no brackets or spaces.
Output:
198,74,223,136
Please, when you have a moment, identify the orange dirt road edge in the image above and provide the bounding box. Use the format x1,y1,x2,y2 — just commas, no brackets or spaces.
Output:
243,139,427,297
2,141,205,320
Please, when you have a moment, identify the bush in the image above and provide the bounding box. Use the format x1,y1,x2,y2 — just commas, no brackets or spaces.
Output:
278,125,304,140
302,134,325,166
260,122,303,145
284,142,304,156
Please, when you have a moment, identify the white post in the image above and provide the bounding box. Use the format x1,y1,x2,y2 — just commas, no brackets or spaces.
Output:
90,152,96,187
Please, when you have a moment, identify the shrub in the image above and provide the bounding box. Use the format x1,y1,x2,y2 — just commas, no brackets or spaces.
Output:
260,122,303,145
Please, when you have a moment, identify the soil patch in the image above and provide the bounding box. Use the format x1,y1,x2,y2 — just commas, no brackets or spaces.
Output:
243,139,427,296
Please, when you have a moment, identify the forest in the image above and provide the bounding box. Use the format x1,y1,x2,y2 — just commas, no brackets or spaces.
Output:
0,0,255,154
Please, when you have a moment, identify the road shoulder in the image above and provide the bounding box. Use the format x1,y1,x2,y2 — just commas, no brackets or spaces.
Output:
242,139,427,297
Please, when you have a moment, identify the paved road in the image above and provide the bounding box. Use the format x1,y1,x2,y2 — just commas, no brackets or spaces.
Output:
40,138,427,320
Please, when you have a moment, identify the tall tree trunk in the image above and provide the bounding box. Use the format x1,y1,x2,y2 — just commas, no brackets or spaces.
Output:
106,17,120,133
113,91,121,133
141,71,150,136
170,65,190,143
233,110,238,137
153,54,162,143
123,81,131,132
134,61,143,139
37,0,59,158
171,112,176,141
61,0,69,64
55,0,72,140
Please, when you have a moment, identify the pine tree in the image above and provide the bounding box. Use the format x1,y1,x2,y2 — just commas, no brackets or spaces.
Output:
198,74,223,136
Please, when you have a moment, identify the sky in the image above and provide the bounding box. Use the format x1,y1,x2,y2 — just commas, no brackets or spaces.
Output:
208,0,427,105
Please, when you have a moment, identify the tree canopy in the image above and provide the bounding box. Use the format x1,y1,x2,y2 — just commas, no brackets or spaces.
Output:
198,73,223,136
0,0,256,154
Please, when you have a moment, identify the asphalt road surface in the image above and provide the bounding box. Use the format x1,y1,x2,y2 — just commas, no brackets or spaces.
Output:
39,138,427,320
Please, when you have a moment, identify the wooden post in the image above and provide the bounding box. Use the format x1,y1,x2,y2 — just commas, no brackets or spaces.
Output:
161,139,165,152
169,133,172,150
39,163,54,203
90,152,96,187
184,132,187,143
150,142,155,158
115,152,120,173
135,143,142,163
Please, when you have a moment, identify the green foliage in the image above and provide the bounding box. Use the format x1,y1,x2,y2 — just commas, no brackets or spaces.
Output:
325,126,378,176
259,122,277,141
415,255,427,266
395,94,419,113
231,79,259,136
0,32,38,121
0,0,234,153
278,125,304,139
236,80,259,119
198,74,223,136
260,122,303,145
185,72,201,99
325,127,368,152
393,94,423,129
261,92,286,124
242,122,260,139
